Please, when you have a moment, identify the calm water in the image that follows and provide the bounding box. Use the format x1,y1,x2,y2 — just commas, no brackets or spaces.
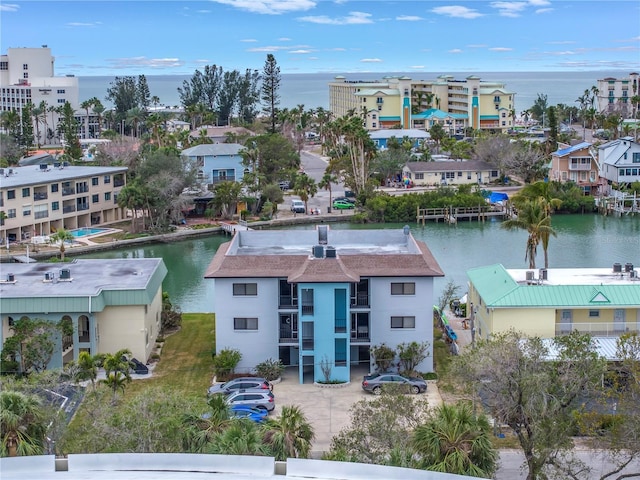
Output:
79,70,628,117
77,215,640,313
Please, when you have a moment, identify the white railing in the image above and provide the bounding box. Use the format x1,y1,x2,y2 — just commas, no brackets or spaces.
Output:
556,322,639,337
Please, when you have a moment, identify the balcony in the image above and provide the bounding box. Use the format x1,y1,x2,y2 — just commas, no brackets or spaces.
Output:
350,294,369,308
78,332,90,343
62,188,76,196
279,328,298,343
555,322,639,337
569,163,591,171
301,337,314,350
351,325,370,343
77,204,89,211
33,192,48,201
212,176,236,185
34,210,48,219
114,178,125,187
279,296,298,309
63,205,76,213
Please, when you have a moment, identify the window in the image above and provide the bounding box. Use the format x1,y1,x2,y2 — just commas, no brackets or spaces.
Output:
391,316,415,328
22,204,31,216
233,283,257,296
23,64,28,70
91,177,99,186
57,89,65,94
92,194,99,203
34,204,48,219
23,73,28,79
234,318,258,330
57,99,65,104
301,288,314,315
104,192,111,201
491,170,499,178
391,282,415,295
632,153,640,163
458,171,462,177
467,172,472,180
51,201,59,211
104,175,111,184
51,183,59,193
372,123,377,128
22,187,30,198
415,173,424,180
589,310,600,318
7,190,15,200
7,208,16,218
335,339,347,367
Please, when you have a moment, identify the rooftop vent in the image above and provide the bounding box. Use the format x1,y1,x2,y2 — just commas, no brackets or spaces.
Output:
39,163,48,171
6,273,15,282
539,268,548,281
53,162,61,168
526,271,535,282
630,270,637,279
613,263,622,273
625,263,634,273
312,245,324,259
44,272,54,282
325,246,336,258
318,225,328,245
59,268,71,280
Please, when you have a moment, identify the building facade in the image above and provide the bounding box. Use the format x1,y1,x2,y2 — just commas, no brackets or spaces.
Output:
0,258,167,370
403,160,498,186
328,75,515,133
0,46,80,144
0,165,127,244
549,142,599,194
206,226,444,383
467,264,640,341
181,143,246,188
598,137,640,187
596,73,639,116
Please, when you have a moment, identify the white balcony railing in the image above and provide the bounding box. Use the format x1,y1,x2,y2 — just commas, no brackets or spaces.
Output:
555,322,639,337
569,163,592,171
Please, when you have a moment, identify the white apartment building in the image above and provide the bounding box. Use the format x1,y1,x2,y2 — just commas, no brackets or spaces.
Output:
206,226,444,384
596,73,639,116
0,46,81,144
0,164,127,244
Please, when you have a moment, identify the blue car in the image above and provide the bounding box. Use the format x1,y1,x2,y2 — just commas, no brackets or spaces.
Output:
231,404,269,423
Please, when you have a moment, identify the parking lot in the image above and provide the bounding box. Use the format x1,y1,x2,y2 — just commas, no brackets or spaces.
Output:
270,366,443,455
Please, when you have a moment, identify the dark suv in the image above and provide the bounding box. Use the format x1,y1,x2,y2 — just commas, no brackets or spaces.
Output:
208,377,271,396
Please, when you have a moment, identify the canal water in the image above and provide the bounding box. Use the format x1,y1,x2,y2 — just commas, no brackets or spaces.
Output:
78,214,640,313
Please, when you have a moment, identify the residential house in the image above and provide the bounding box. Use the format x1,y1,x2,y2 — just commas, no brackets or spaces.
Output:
467,264,640,341
205,226,444,383
598,137,640,189
550,142,599,194
369,128,430,149
190,126,256,144
0,258,167,370
402,160,497,186
0,165,127,244
181,143,247,188
329,75,515,133
412,108,467,136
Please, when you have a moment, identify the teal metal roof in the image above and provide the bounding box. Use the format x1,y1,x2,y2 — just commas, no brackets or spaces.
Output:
413,108,467,120
467,264,640,308
479,115,499,120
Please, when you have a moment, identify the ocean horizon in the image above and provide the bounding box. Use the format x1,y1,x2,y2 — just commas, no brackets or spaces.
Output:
79,70,630,117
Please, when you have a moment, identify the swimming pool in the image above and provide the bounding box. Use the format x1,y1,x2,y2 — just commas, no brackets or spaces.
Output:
69,227,110,238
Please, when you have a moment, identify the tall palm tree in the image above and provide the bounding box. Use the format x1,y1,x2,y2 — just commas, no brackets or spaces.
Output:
80,99,94,139
92,101,106,138
49,228,75,261
126,107,144,138
319,172,338,209
412,402,498,478
262,405,315,461
501,198,556,270
102,349,133,403
0,391,46,457
76,351,101,391
293,174,318,214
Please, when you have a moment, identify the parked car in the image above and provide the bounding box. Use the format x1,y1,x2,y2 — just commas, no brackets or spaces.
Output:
333,196,355,205
230,404,269,423
208,377,271,396
291,200,306,214
332,199,355,210
362,373,427,395
226,389,275,412
279,180,291,191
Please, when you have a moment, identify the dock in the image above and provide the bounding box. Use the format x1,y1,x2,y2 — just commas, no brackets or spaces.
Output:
219,220,252,235
596,191,639,216
416,205,512,225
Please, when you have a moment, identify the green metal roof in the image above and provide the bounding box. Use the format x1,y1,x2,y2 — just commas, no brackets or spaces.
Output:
467,264,640,308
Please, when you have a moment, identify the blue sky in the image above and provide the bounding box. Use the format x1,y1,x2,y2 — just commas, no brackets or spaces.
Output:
1,1,638,76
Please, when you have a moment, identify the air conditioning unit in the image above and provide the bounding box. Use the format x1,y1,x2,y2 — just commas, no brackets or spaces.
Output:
625,263,634,273
325,246,336,258
539,268,548,281
526,271,535,282
7,273,15,282
613,263,622,273
59,268,71,280
44,272,54,281
312,245,324,259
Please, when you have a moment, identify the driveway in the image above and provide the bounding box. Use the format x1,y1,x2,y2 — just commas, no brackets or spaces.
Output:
270,366,443,455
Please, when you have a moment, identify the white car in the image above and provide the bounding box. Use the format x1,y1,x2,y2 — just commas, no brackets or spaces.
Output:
291,200,306,214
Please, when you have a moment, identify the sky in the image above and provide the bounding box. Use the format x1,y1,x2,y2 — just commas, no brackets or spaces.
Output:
1,0,639,77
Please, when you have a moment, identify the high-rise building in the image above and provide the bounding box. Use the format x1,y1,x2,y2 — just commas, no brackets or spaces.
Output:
329,75,515,133
596,72,639,116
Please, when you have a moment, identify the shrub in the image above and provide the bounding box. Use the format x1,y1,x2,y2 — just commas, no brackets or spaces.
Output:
370,343,396,372
255,358,284,381
397,341,430,375
212,348,242,381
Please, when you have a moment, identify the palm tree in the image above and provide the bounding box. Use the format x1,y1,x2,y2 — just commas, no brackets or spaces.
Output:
182,394,232,453
293,174,318,214
92,101,106,138
262,405,315,461
126,107,144,138
210,419,269,456
0,391,46,457
76,351,101,391
501,198,556,270
319,172,337,210
412,402,498,478
102,349,133,403
80,99,94,139
49,228,75,261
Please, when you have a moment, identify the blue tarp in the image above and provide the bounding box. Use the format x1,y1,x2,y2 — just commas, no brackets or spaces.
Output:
488,192,509,203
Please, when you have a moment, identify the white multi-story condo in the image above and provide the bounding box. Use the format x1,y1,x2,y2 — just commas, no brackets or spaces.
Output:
0,164,127,244
596,72,639,116
206,225,444,384
329,75,515,133
0,46,80,144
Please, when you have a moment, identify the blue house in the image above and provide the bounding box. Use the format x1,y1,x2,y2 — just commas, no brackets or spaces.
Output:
181,143,247,187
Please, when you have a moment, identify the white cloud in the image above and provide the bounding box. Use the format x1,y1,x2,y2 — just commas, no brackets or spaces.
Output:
527,0,551,5
467,44,488,48
210,0,316,15
298,11,373,24
107,57,184,69
0,3,19,11
448,48,463,54
328,47,347,51
431,6,483,19
396,15,422,21
247,45,292,52
410,65,425,69
547,40,576,45
490,2,527,17
196,10,211,13
360,58,382,63
290,49,312,54
241,38,258,42
279,37,291,41
545,50,576,56
535,8,553,13
489,47,513,51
